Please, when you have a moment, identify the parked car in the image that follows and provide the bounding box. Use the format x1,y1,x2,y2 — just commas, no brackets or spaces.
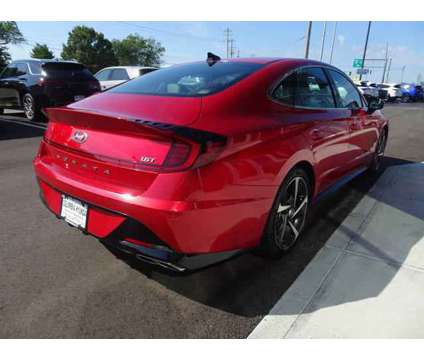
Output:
94,66,158,91
33,57,388,271
0,59,100,121
400,83,424,102
377,83,403,102
355,81,379,98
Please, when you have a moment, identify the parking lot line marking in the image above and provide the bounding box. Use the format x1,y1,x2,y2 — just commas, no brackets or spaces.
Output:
0,117,47,130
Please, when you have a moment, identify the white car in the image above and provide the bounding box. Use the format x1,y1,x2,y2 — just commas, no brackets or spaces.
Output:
377,83,403,102
94,66,158,91
354,81,379,98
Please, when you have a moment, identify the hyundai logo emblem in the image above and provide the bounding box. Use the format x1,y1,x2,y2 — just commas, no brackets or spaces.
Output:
72,131,88,144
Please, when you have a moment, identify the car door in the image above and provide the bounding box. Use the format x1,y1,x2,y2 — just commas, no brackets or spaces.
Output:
0,63,20,108
326,69,378,172
271,66,352,192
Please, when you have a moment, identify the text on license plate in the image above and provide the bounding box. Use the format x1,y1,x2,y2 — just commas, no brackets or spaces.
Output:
60,195,88,229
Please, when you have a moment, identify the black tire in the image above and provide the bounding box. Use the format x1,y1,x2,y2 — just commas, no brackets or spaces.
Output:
259,168,311,258
402,95,410,103
0,108,4,115
369,130,387,173
22,93,42,122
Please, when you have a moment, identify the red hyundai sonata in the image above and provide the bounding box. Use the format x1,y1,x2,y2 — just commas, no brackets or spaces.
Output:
33,57,388,271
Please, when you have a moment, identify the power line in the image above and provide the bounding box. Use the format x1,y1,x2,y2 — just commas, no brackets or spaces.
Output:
114,21,221,43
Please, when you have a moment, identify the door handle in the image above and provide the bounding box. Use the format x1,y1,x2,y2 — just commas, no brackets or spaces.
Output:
311,129,322,140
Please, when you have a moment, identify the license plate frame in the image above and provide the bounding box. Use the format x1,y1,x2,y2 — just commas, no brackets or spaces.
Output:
60,195,88,229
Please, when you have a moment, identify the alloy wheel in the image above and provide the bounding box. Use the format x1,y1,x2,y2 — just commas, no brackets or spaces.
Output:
374,132,387,171
23,94,35,120
274,176,309,250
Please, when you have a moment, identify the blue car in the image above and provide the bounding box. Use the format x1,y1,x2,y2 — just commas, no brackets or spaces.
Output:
400,83,424,102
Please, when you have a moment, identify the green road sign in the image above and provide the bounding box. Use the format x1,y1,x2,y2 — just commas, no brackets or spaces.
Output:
353,59,364,68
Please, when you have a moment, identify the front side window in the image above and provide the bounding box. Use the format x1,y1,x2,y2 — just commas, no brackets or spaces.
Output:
1,64,18,78
295,67,335,108
110,61,264,97
328,69,362,109
110,69,129,81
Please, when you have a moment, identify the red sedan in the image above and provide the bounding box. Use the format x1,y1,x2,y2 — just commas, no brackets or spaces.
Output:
33,57,388,271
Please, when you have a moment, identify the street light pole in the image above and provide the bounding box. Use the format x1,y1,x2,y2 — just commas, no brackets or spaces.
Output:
382,42,389,83
320,22,327,61
329,22,338,64
359,21,372,81
401,65,406,83
304,21,312,59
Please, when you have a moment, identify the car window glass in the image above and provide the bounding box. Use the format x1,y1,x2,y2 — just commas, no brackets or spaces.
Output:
16,63,28,76
1,64,18,78
296,67,335,108
110,62,264,97
328,69,362,109
29,62,42,74
110,69,129,81
95,69,111,81
139,68,157,76
272,71,297,106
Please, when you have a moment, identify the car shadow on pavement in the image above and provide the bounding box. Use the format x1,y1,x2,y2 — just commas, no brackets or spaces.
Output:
0,114,45,141
105,156,415,318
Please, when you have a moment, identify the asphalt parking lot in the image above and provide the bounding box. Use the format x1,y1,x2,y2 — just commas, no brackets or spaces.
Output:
0,103,423,338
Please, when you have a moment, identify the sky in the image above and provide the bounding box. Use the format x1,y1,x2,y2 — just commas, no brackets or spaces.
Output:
7,21,424,84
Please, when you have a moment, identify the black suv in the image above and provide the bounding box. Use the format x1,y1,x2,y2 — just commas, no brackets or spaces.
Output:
0,59,100,121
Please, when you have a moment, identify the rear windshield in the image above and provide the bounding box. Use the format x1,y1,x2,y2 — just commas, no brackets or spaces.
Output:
42,62,94,81
110,61,264,97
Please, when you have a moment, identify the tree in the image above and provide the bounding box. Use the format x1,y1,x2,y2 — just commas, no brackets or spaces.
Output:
0,46,11,71
0,21,24,71
112,34,165,67
61,26,117,73
30,43,54,59
0,21,24,45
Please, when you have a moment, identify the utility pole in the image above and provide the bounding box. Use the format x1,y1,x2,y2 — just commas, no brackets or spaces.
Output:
382,42,389,83
320,22,327,61
401,65,406,83
386,58,392,82
304,21,312,59
329,22,338,64
229,39,235,58
224,28,232,58
359,21,372,81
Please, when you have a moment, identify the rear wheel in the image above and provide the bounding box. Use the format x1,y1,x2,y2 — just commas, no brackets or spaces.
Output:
23,93,42,122
402,94,410,103
260,168,311,258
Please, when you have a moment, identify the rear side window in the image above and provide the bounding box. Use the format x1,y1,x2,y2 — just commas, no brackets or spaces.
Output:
28,62,42,74
95,69,111,81
16,63,28,76
296,67,335,108
327,69,362,109
42,63,94,81
110,61,264,97
109,69,129,81
272,72,297,106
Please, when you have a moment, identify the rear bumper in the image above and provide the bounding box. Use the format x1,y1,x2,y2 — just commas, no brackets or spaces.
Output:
34,145,273,266
38,186,241,271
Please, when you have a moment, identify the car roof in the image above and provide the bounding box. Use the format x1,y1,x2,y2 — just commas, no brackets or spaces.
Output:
13,59,79,64
98,66,159,71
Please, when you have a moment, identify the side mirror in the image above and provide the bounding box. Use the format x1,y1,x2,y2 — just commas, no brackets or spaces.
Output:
364,94,384,114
